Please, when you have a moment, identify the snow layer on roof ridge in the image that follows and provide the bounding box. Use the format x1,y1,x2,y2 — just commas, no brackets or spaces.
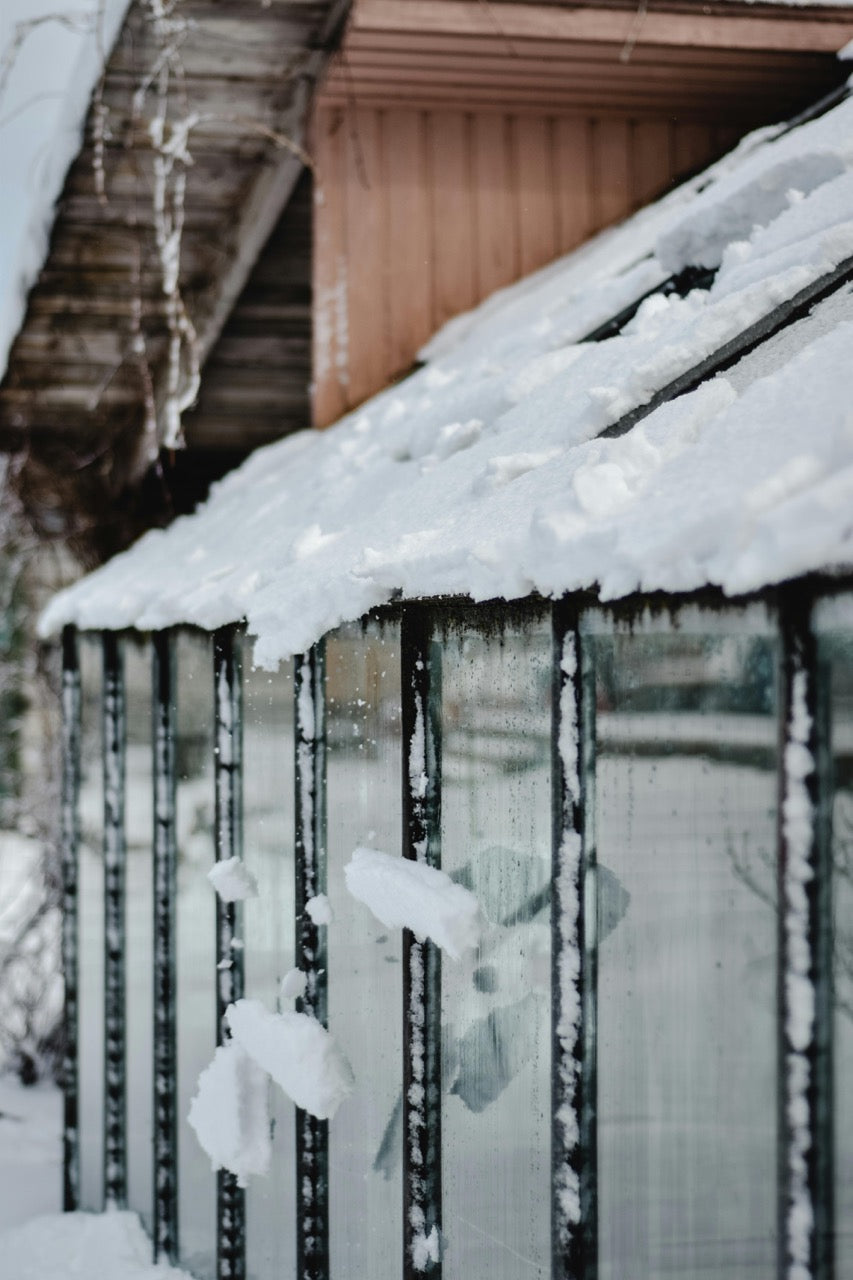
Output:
39,93,853,662
0,0,131,384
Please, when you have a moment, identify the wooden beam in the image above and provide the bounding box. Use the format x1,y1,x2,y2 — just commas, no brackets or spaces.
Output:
349,0,853,53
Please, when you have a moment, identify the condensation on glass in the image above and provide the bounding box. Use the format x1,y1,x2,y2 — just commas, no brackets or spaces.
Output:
814,593,853,1278
174,631,216,1279
584,605,779,1279
123,638,154,1233
439,611,552,1280
325,619,404,1280
242,658,297,1278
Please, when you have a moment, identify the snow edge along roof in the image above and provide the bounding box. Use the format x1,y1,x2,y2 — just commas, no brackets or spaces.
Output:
38,86,853,665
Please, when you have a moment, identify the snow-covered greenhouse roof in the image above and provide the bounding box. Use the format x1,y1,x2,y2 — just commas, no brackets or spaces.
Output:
41,88,853,669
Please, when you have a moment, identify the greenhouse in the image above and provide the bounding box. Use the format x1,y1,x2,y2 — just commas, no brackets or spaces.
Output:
40,82,853,1280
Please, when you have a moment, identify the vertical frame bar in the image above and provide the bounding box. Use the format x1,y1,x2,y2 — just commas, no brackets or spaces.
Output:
294,642,329,1280
152,632,179,1262
213,625,245,1280
551,603,597,1280
102,631,127,1209
400,604,442,1279
61,625,81,1212
778,593,833,1280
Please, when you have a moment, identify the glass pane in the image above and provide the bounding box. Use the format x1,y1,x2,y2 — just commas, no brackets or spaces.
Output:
814,596,853,1277
589,612,778,1278
176,632,216,1278
439,613,551,1280
124,638,153,1233
326,620,403,1280
78,637,103,1210
243,658,296,1280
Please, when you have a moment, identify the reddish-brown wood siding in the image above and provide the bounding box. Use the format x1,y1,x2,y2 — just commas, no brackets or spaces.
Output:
310,0,851,428
311,105,725,426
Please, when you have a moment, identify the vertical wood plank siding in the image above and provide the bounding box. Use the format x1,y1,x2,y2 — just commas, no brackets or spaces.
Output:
152,632,179,1263
312,106,724,426
61,626,82,1213
213,626,246,1280
102,632,127,1209
400,606,443,1280
294,644,330,1280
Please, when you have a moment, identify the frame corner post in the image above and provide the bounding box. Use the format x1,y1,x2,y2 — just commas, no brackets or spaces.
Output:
400,603,443,1280
778,592,834,1280
551,600,597,1280
102,631,128,1210
294,640,330,1280
213,624,246,1280
61,624,81,1213
152,630,179,1263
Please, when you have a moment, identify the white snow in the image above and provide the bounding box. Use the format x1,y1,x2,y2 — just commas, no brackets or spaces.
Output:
0,0,131,383
206,856,259,903
305,892,333,925
344,846,484,961
39,94,853,662
0,1210,194,1280
279,968,307,1002
782,667,817,1274
225,997,354,1120
187,1041,271,1186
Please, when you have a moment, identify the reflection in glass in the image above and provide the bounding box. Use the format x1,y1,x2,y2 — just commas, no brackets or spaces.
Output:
124,639,153,1233
326,620,403,1280
77,637,104,1210
175,633,216,1279
243,658,296,1279
815,605,853,1278
439,615,551,1280
590,618,778,1278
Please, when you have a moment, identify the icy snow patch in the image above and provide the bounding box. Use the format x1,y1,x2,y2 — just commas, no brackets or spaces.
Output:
280,968,307,1002
305,892,333,925
0,1210,193,1279
207,857,259,903
225,998,354,1120
345,847,484,961
187,1041,271,1186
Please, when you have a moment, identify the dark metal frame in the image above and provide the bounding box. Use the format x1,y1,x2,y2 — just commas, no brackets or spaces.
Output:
58,579,849,1280
294,642,330,1280
400,605,443,1280
213,625,246,1280
102,631,127,1210
152,631,179,1263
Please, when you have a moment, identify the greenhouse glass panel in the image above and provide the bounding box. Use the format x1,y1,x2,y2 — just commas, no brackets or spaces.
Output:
243,658,296,1279
438,613,551,1280
77,636,103,1211
175,632,216,1279
587,608,779,1279
814,595,853,1278
326,620,403,1280
124,638,154,1234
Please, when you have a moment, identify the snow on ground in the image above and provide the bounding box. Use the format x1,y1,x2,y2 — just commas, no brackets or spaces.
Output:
40,92,853,667
0,1073,61,1230
0,1073,194,1277
0,1209,193,1279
